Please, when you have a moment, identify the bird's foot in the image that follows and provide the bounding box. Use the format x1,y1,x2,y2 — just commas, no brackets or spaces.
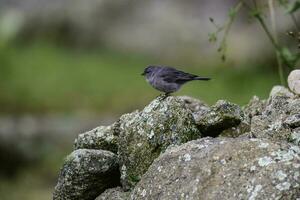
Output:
157,93,171,101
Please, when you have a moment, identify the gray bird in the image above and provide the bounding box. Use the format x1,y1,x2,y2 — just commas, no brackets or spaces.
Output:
141,65,210,95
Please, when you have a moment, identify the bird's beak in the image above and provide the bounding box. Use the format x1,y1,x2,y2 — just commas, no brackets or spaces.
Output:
141,72,145,76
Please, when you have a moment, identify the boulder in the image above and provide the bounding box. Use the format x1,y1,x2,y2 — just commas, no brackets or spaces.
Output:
131,137,300,200
53,149,120,200
117,96,201,190
74,125,118,153
249,86,300,144
194,100,243,137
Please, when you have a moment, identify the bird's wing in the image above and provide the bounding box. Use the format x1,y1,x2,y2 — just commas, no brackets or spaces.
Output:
160,67,197,83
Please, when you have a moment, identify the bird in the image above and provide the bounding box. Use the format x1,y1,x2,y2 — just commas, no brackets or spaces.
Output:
141,65,210,96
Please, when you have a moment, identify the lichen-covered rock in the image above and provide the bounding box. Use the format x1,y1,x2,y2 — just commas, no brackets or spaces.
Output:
194,100,243,137
289,129,300,146
243,96,266,123
249,86,299,144
288,69,300,95
95,187,129,200
178,96,209,113
74,125,118,153
53,149,120,200
131,137,300,200
220,121,250,138
269,85,295,98
284,114,300,129
117,96,201,190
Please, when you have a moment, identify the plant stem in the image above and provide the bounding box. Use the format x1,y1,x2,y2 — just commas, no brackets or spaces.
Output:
290,13,299,31
219,1,243,60
268,0,285,85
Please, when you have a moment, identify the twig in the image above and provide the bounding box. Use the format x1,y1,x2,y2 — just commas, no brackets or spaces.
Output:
218,1,243,60
268,0,285,85
290,13,299,31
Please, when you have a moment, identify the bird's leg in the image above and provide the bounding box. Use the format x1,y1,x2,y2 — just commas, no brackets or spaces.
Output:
156,93,171,101
161,93,171,100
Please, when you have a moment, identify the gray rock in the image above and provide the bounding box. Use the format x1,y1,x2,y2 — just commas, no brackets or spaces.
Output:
194,100,243,137
131,137,300,200
117,96,201,190
247,86,300,143
243,96,266,123
289,129,300,146
74,125,118,153
269,85,295,99
288,69,300,95
284,114,300,129
220,121,250,138
53,149,120,200
178,96,209,113
95,187,129,200
287,99,300,115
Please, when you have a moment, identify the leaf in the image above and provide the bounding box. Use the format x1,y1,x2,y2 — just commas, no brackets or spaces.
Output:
208,33,217,42
250,8,262,18
287,0,300,13
277,0,289,7
280,47,299,67
228,7,237,18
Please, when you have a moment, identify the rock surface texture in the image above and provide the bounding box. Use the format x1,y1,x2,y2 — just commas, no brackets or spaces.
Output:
131,137,300,200
53,86,300,200
53,149,120,200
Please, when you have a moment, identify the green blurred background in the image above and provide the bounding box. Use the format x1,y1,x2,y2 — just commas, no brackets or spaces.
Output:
0,1,298,199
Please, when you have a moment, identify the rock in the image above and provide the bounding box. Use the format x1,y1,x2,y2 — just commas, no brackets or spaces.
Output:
243,96,266,122
194,100,243,137
284,114,300,129
117,96,201,190
269,85,295,98
249,86,299,143
289,129,300,146
287,98,300,115
220,121,250,138
74,125,118,153
53,149,120,200
288,69,300,95
95,187,129,200
178,96,209,113
131,137,300,200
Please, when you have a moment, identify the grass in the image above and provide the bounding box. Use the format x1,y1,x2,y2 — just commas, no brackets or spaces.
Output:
0,41,279,115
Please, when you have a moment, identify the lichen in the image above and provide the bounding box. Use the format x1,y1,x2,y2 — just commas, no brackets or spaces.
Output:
275,182,291,191
258,156,274,167
249,185,263,200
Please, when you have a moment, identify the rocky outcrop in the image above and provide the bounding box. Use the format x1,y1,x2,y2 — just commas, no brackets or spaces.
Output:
131,137,300,200
53,85,300,200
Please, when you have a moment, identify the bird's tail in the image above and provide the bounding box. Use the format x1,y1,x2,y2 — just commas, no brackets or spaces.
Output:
194,76,211,81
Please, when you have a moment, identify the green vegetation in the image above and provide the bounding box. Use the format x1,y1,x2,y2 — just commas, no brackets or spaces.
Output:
209,0,300,85
0,41,279,115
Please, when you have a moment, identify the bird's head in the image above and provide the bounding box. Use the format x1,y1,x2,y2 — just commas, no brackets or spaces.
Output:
141,65,156,76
